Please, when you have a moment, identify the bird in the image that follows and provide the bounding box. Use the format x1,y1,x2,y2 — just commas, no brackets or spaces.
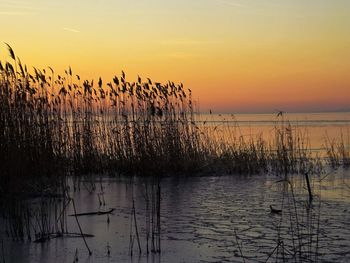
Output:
270,205,282,214
276,110,284,117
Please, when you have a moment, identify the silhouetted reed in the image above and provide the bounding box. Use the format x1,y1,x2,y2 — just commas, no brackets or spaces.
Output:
0,45,347,244
1,45,341,190
324,130,350,168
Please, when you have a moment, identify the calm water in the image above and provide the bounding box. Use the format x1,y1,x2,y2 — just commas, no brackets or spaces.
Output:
197,111,350,152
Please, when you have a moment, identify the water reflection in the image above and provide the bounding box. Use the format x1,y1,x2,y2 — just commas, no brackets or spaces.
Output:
1,169,350,262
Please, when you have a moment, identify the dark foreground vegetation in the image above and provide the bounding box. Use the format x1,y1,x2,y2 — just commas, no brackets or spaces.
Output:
1,45,348,195
0,45,349,261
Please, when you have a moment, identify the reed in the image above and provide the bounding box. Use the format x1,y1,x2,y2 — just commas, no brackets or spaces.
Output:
0,45,346,245
236,173,323,262
324,130,350,168
1,45,339,188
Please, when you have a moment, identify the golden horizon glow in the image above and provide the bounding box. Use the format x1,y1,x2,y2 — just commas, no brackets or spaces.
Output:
1,0,349,113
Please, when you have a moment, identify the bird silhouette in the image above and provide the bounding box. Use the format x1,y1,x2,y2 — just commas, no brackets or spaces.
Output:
275,109,284,117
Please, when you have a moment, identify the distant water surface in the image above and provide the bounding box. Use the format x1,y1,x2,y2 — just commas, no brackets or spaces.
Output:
197,111,350,152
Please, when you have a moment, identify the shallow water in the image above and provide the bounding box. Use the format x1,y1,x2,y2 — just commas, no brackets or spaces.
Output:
198,112,350,152
1,169,350,262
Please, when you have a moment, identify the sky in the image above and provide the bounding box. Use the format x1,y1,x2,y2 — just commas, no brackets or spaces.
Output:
0,0,349,113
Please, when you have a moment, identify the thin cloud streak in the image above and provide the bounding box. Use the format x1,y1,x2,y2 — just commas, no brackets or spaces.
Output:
0,0,41,10
63,27,80,33
0,11,36,16
1,4,40,10
160,39,223,45
217,0,246,7
163,52,199,59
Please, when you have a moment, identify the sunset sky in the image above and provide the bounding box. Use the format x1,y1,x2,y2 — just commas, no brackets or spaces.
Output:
1,0,349,113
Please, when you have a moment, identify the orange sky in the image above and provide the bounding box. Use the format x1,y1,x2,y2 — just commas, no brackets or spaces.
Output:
0,0,349,113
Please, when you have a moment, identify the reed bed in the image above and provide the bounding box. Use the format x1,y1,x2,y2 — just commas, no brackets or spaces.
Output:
0,45,347,246
0,46,325,195
0,46,202,192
